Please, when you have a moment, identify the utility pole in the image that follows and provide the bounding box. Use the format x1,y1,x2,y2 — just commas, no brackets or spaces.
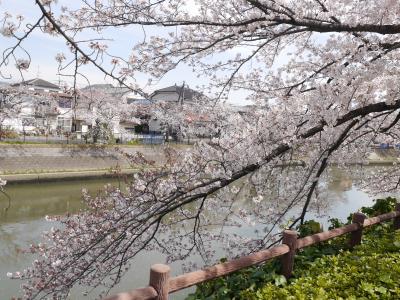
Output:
178,81,185,105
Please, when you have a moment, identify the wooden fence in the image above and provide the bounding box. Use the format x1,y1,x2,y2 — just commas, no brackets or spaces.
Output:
104,203,400,300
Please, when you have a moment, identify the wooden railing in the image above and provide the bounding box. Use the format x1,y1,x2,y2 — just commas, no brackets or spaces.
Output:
104,204,400,300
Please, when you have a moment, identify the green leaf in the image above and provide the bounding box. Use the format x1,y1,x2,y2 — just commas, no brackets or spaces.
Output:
393,241,400,248
273,275,287,287
379,274,392,284
375,286,387,294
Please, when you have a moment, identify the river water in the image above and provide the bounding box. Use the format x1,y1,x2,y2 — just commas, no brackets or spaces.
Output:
0,170,390,299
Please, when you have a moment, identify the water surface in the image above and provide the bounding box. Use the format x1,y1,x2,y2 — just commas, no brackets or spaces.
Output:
0,170,390,299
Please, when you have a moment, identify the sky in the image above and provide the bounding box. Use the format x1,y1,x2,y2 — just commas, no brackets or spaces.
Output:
0,0,292,106
0,1,196,90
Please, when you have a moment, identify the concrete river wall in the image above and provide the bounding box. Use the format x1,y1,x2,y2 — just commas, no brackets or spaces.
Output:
0,144,177,183
0,144,398,183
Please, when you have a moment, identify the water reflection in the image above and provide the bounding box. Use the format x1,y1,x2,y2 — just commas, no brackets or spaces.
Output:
0,168,393,299
0,181,91,225
0,180,108,299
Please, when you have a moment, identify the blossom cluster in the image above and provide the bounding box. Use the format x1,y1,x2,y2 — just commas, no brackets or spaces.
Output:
2,0,400,299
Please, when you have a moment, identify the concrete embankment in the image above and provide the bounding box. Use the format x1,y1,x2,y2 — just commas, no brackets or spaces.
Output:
0,144,183,183
0,144,399,183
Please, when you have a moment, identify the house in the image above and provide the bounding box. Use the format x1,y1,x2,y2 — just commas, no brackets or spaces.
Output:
1,78,76,134
11,78,61,92
1,78,218,143
81,83,132,99
76,83,205,140
150,84,201,104
145,84,206,139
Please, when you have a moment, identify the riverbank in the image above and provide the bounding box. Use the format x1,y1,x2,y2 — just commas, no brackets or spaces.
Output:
0,144,188,183
0,168,144,184
1,144,399,183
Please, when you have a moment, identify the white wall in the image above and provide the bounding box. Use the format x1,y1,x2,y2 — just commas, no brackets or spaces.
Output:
148,118,162,132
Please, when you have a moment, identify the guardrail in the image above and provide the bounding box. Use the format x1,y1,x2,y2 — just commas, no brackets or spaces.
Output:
104,204,400,300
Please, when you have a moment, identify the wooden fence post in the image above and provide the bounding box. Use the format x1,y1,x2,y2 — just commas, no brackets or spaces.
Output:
350,212,367,247
394,203,400,230
149,264,170,300
281,230,297,279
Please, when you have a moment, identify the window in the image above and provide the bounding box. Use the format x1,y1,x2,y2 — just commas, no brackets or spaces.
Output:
124,127,135,133
57,117,72,132
58,97,72,108
36,118,46,127
22,117,36,127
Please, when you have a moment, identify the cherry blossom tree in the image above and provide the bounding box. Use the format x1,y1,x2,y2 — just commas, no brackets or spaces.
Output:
76,87,130,142
0,85,69,137
0,86,26,138
80,89,126,127
2,0,400,298
0,178,6,191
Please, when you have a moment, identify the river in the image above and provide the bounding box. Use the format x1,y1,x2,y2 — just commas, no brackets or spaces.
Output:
0,169,391,299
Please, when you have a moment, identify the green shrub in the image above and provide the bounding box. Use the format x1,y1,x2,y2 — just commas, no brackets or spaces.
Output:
242,231,400,300
186,259,284,300
297,220,322,237
187,197,399,300
360,196,397,216
127,139,141,145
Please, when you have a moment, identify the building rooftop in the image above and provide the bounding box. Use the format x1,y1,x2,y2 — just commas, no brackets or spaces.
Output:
82,84,131,95
151,84,201,102
82,83,114,90
12,78,60,90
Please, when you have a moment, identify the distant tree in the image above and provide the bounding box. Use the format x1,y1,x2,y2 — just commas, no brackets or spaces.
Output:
77,87,133,142
86,118,110,143
78,89,126,126
0,87,25,139
2,1,400,299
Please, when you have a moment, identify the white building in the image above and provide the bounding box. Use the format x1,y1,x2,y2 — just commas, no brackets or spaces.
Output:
1,78,75,134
